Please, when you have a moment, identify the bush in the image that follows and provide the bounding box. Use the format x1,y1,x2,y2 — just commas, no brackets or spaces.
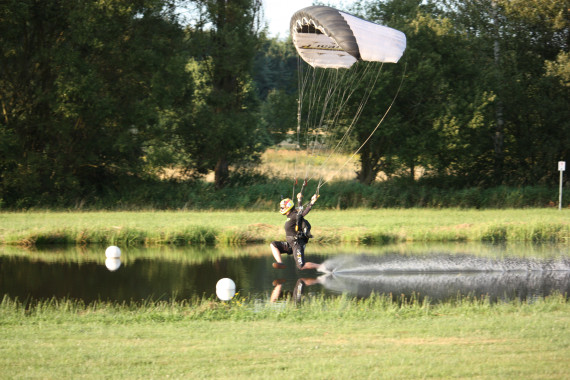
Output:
1,171,567,210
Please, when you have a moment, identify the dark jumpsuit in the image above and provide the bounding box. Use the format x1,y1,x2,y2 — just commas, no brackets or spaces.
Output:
271,202,313,269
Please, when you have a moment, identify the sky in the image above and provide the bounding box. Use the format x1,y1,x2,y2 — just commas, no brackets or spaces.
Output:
262,1,352,38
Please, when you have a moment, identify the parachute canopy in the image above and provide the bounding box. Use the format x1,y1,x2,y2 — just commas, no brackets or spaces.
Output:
290,6,407,69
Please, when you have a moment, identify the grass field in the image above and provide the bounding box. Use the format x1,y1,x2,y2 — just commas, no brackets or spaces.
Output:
2,151,568,378
211,148,414,183
1,207,569,378
1,295,568,379
1,208,568,246
259,148,363,182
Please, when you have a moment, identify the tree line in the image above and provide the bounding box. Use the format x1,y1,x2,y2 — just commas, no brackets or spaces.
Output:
0,0,568,208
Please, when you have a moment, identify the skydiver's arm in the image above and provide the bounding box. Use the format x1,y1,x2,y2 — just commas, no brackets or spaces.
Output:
299,194,318,218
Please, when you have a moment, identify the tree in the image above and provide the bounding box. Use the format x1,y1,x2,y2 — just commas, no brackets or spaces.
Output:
0,0,189,205
444,0,570,185
254,37,298,146
350,0,473,184
348,0,569,187
183,0,263,188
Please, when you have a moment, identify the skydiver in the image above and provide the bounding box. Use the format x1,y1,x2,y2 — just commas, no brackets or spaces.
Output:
270,192,321,270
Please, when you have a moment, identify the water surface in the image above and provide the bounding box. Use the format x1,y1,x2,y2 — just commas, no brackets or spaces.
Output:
1,243,569,303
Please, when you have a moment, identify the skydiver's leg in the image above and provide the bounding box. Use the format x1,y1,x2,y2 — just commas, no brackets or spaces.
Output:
292,241,320,270
270,242,282,263
292,241,305,269
270,241,290,269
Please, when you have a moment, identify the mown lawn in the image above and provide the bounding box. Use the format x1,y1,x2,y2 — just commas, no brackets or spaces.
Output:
0,295,568,379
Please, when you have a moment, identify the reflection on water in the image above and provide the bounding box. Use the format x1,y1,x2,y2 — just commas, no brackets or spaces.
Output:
322,271,570,302
316,256,570,302
105,258,122,271
1,243,569,303
0,245,282,303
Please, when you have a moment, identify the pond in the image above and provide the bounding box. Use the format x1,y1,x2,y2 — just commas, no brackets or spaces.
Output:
1,242,569,304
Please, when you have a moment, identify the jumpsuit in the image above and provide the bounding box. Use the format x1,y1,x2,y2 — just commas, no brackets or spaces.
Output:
271,202,313,269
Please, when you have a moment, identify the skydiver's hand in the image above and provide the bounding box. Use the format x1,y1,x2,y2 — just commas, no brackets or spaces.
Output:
311,194,319,204
297,192,303,201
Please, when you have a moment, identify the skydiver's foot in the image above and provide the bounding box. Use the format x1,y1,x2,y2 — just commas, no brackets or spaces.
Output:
300,262,320,270
272,262,286,269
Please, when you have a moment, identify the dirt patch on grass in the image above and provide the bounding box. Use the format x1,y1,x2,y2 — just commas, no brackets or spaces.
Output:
386,337,509,346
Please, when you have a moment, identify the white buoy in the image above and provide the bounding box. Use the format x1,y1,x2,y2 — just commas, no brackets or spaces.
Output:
216,278,236,301
105,258,122,272
105,246,121,258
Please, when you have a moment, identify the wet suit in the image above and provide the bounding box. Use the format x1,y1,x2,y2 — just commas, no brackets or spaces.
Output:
271,202,313,269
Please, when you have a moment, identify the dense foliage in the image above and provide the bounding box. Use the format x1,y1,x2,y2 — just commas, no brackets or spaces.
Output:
0,0,568,209
345,0,570,186
0,0,189,206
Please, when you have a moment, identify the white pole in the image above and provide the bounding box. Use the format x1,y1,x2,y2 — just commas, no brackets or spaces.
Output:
559,161,566,211
558,170,564,210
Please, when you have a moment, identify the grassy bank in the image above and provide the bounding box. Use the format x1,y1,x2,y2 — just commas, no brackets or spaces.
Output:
1,209,569,247
1,295,568,379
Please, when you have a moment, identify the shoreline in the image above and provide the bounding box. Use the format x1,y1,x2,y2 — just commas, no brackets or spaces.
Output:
1,209,568,247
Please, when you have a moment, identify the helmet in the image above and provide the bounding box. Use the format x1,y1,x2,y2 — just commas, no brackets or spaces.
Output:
279,198,294,214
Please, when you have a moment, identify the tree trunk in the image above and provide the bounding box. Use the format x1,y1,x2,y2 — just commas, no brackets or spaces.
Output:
214,157,229,189
492,0,504,184
357,148,379,185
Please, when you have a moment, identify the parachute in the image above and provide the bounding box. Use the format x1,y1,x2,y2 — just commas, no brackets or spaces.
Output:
290,6,407,68
286,6,407,199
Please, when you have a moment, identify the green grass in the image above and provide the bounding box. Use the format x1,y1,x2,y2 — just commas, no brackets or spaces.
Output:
1,208,569,246
0,295,568,379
